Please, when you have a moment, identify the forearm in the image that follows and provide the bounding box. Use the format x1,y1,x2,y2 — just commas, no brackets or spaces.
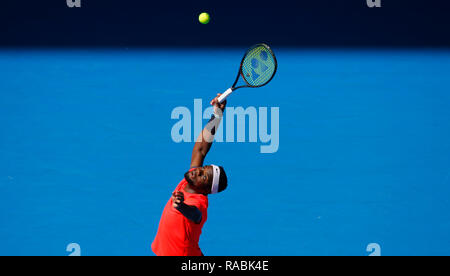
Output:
190,95,226,168
176,203,202,224
194,114,222,156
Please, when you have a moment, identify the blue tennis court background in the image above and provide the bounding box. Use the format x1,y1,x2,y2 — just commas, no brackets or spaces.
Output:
1,49,449,255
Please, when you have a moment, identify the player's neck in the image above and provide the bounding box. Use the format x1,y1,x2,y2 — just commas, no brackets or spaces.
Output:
184,184,208,196
183,184,198,194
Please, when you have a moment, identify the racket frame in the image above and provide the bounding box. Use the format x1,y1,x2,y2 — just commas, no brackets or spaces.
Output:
218,43,277,103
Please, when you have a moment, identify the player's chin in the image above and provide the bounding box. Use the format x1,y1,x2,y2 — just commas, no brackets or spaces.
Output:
184,171,195,186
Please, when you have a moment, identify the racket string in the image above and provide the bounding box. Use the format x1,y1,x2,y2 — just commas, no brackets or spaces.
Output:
241,45,276,87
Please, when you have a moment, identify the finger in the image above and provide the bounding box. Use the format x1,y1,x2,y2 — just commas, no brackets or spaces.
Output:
212,93,223,105
219,101,226,109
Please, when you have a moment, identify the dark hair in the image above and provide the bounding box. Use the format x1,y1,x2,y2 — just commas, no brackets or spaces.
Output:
218,166,228,193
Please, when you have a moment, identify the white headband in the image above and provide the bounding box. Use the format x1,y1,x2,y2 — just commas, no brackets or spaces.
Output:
210,165,221,194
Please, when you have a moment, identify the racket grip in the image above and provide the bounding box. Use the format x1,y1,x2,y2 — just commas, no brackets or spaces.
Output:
218,88,233,103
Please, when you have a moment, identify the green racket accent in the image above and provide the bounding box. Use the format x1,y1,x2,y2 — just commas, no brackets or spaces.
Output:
241,44,277,87
217,43,277,104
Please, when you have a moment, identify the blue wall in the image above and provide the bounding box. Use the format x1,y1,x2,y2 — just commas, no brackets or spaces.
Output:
1,0,450,47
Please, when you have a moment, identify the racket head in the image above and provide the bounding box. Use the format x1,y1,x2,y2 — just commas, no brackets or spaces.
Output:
238,43,278,88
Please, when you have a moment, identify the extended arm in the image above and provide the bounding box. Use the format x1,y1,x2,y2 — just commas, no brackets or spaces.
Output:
190,94,227,168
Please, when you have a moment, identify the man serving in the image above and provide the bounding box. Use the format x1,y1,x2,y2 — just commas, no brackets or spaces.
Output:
152,94,228,256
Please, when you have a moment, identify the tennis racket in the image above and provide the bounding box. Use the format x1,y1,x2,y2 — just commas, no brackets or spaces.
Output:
217,43,278,103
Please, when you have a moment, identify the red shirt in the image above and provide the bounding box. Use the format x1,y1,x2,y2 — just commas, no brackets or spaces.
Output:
151,172,208,256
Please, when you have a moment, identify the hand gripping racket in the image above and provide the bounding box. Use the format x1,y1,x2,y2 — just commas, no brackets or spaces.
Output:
217,43,278,103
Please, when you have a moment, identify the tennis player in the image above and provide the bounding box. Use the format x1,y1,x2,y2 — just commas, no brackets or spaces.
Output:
151,94,228,256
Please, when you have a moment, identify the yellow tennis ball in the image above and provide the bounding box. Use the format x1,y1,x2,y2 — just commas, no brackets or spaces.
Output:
199,12,210,24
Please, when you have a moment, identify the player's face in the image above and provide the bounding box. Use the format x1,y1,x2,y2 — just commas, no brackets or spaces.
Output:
184,166,213,194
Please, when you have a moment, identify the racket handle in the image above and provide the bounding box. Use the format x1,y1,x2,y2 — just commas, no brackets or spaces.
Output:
218,88,233,103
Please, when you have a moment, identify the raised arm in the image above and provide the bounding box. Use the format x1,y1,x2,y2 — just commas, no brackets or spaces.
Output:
190,94,226,168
